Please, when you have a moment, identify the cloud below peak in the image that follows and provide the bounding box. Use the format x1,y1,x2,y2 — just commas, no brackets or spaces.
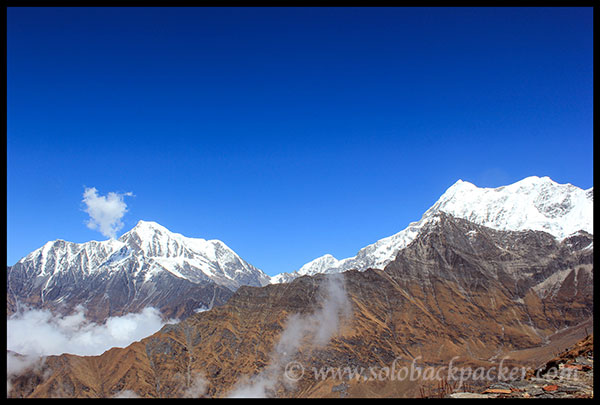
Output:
7,305,173,357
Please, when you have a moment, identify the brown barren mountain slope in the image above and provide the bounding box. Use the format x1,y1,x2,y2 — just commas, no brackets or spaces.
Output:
8,214,593,398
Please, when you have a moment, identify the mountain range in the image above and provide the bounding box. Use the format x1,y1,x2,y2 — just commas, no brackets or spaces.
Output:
7,176,593,324
6,175,594,397
8,211,593,397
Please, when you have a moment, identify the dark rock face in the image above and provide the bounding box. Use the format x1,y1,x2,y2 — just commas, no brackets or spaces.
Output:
7,260,234,322
385,213,593,331
8,214,593,398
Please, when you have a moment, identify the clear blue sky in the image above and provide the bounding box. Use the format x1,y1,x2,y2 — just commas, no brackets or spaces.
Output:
7,7,593,274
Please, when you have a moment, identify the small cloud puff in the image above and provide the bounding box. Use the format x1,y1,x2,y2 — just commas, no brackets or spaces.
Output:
82,187,133,239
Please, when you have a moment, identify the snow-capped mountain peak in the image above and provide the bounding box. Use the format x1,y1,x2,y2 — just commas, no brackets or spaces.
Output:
119,220,200,258
426,176,593,239
271,176,593,283
128,219,171,236
297,254,340,276
14,221,270,291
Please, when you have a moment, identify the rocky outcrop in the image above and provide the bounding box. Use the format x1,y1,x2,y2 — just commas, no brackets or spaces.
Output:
446,334,593,398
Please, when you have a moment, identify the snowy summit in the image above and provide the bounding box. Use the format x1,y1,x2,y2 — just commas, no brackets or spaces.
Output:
271,176,593,283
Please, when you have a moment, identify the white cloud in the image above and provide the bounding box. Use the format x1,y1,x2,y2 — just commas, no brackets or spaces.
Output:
82,187,133,239
183,373,209,398
7,305,176,357
112,390,141,398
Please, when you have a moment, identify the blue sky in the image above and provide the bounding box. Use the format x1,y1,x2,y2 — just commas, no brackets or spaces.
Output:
7,7,593,274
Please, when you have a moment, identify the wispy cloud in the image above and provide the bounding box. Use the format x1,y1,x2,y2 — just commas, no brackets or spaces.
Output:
183,373,209,398
82,187,133,239
228,274,351,398
112,390,141,398
6,352,47,396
